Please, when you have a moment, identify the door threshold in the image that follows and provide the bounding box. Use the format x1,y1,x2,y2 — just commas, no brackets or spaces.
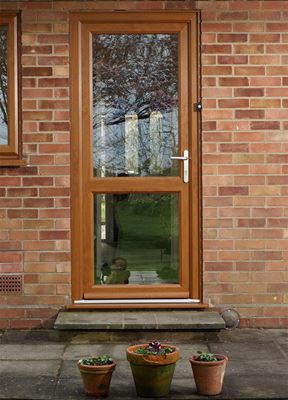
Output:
74,299,200,304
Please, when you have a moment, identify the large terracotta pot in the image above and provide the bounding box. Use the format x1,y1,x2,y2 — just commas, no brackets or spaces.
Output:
189,354,228,396
78,360,116,397
127,343,180,398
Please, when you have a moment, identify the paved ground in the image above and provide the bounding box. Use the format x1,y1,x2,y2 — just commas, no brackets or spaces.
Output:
0,328,287,399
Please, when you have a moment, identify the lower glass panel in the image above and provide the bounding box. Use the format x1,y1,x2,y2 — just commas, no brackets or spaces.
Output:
94,193,179,285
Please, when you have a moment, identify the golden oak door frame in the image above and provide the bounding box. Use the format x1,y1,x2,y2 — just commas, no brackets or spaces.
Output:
70,11,202,308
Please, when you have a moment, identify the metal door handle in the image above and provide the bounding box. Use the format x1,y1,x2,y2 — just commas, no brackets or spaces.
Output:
171,149,189,183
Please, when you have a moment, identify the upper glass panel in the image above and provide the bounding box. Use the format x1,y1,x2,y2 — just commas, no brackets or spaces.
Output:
0,25,8,145
92,34,179,177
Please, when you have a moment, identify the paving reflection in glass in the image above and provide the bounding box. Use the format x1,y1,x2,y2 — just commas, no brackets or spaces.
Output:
94,194,179,285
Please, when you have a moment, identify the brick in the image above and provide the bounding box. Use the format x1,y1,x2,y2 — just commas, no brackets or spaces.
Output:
39,122,70,132
234,175,265,185
234,66,265,76
218,99,248,108
250,55,280,65
237,219,266,228
0,199,21,208
219,77,249,86
7,188,38,197
250,99,280,108
23,88,53,98
250,34,280,43
38,56,69,66
22,45,52,54
267,23,288,32
250,121,280,130
233,23,264,32
23,199,54,208
218,33,247,42
22,67,52,77
220,143,249,152
202,66,232,75
250,143,282,153
234,88,264,97
219,11,248,20
202,44,231,54
22,55,36,66
236,110,264,119
22,23,52,33
266,44,288,53
22,77,36,88
22,111,52,121
38,100,69,109
38,34,69,44
267,155,288,163
38,78,69,87
218,55,247,64
23,133,53,143
218,121,249,130
250,77,281,87
8,209,38,218
38,144,70,153
268,219,288,228
219,186,248,196
250,11,281,20
202,23,232,32
234,44,264,54
23,177,53,186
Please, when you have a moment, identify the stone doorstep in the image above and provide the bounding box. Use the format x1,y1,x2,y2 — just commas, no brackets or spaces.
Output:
54,310,225,330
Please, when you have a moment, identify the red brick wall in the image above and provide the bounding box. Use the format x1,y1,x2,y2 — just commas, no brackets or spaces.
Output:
201,0,288,328
0,0,287,329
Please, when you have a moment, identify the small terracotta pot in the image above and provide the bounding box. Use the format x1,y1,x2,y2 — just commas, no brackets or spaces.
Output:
78,360,116,397
127,343,180,398
189,354,228,396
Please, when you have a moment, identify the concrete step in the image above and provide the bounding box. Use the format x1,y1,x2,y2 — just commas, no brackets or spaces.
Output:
54,310,225,331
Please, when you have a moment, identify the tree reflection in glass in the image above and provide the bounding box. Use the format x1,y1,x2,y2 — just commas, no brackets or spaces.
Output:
0,25,8,145
92,34,179,177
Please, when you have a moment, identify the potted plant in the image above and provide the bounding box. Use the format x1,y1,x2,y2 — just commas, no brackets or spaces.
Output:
126,341,180,397
77,355,116,397
189,351,228,396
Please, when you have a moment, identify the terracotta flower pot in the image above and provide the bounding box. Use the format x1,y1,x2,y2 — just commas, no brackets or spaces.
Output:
78,360,116,397
127,343,180,398
189,354,228,396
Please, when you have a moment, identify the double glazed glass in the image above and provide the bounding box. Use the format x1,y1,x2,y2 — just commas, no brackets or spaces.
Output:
0,25,8,145
94,194,179,285
92,34,179,178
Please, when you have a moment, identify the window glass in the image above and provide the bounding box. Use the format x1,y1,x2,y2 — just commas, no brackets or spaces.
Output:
0,25,8,145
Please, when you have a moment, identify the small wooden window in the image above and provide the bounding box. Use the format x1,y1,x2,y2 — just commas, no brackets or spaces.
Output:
0,13,24,166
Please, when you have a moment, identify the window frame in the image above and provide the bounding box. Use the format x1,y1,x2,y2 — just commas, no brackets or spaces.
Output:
0,12,24,166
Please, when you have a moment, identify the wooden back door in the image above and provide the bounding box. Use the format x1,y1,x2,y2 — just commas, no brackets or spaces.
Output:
70,12,201,307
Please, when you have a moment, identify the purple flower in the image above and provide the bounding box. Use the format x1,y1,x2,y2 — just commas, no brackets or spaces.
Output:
149,341,162,351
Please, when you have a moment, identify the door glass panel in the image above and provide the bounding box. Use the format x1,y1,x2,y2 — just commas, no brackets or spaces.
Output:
0,25,8,145
92,34,179,177
94,193,179,285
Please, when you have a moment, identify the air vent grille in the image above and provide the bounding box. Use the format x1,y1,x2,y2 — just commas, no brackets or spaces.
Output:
0,275,22,294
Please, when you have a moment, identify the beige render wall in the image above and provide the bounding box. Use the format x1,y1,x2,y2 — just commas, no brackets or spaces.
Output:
0,0,287,328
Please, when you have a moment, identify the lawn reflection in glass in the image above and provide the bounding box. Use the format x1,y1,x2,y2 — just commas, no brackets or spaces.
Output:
94,194,179,285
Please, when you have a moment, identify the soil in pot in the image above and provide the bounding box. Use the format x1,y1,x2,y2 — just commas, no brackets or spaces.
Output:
189,354,228,396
